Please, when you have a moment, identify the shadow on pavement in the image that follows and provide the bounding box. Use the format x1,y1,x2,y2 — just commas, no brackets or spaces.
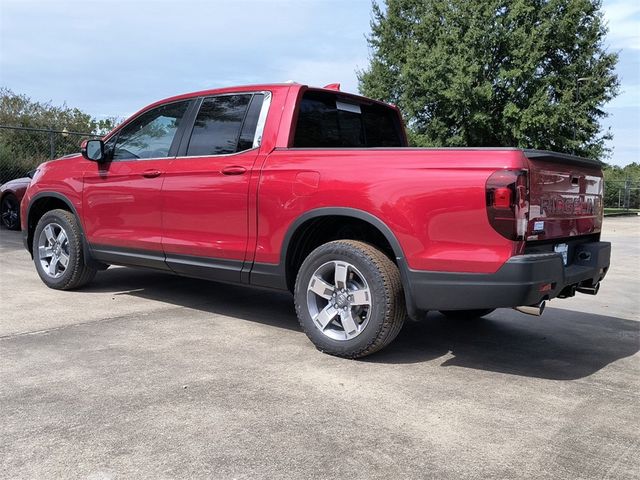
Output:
81,266,300,332
80,266,640,381
370,308,639,380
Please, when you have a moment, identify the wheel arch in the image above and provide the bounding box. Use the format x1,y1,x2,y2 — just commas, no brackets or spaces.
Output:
1,189,16,201
282,207,405,260
25,192,82,257
278,207,418,319
0,189,19,206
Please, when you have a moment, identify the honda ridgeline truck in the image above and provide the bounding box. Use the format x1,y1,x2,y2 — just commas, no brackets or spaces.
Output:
21,83,610,358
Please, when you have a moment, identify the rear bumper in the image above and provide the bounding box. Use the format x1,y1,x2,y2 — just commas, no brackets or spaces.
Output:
405,241,610,312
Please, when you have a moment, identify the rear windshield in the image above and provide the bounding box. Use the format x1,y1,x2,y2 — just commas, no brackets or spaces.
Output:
293,90,405,148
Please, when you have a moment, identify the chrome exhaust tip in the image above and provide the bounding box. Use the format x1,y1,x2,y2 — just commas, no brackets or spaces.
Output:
576,283,600,295
514,301,546,316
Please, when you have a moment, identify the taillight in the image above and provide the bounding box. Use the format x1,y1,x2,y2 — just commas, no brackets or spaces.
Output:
492,187,512,209
486,170,529,240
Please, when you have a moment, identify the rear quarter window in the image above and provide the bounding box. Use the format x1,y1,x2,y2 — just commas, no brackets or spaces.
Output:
293,90,404,148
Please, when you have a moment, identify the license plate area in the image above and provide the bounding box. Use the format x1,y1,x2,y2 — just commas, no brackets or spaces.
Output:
554,243,569,265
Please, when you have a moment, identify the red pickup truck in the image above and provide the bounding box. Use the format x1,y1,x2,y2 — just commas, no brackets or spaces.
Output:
21,83,610,358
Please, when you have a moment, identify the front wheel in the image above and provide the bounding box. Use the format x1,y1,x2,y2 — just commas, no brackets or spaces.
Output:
294,240,406,359
33,209,97,290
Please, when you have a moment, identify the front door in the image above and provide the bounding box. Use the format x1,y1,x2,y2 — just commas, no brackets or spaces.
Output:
83,100,191,267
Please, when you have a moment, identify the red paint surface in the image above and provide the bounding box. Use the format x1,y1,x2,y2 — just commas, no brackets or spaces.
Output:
21,83,604,276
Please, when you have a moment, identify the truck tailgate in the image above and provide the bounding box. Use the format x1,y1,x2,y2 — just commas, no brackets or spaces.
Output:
524,150,603,241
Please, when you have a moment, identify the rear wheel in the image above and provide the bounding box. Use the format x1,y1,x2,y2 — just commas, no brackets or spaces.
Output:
33,209,96,290
294,240,406,358
440,309,495,319
1,194,20,230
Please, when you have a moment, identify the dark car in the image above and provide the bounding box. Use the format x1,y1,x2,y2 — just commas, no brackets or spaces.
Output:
1,170,34,230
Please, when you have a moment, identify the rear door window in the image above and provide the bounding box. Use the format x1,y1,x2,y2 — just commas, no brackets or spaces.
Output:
186,94,264,156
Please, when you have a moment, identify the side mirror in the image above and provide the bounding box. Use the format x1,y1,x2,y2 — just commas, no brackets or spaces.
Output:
81,139,106,162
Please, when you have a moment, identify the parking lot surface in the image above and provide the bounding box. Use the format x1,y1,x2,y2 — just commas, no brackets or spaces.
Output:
1,217,639,480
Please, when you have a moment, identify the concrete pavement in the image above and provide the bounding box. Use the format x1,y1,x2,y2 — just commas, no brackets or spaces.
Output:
1,217,638,479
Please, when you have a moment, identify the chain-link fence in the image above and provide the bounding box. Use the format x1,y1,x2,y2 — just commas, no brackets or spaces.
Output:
604,178,640,211
0,125,98,184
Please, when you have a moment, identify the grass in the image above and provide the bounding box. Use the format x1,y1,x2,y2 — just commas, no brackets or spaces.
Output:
604,208,640,216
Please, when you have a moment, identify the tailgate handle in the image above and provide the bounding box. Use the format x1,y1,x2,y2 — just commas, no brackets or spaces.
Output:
222,166,247,175
142,169,162,178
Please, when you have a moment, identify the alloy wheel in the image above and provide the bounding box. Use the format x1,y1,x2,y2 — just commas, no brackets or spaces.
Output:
1,196,19,229
37,222,70,278
306,260,372,341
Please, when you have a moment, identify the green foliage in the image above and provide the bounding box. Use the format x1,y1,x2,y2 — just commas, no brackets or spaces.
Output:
359,0,620,160
0,88,121,183
0,142,39,183
603,162,640,208
0,87,118,134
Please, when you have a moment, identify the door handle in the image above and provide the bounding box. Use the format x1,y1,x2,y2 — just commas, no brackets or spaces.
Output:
221,166,247,176
142,169,162,178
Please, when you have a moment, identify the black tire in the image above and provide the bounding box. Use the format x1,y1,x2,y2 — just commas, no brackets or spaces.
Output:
294,240,406,359
440,309,495,319
33,209,97,290
1,193,20,230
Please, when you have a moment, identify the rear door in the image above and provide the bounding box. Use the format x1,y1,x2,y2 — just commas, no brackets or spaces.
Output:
161,92,268,282
83,100,192,265
525,150,604,242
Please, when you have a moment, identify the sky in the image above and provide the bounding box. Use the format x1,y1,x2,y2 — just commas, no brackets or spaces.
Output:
0,0,638,166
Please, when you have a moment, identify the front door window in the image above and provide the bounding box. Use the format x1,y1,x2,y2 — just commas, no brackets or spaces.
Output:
113,101,190,160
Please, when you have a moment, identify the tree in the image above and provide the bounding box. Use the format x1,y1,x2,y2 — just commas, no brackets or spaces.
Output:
0,88,120,183
0,88,117,134
358,0,619,160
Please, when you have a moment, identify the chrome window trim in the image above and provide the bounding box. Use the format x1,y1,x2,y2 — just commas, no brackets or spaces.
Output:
175,147,259,160
104,156,177,163
253,91,271,148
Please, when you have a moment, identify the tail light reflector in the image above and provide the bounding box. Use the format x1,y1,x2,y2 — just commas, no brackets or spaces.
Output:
492,187,512,209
